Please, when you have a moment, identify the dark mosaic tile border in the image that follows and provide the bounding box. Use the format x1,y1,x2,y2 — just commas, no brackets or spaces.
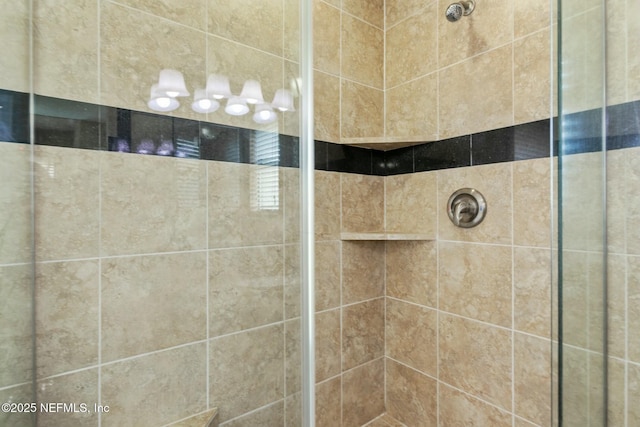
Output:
1,90,638,176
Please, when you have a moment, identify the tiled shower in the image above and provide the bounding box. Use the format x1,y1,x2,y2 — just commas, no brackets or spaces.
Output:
1,0,639,426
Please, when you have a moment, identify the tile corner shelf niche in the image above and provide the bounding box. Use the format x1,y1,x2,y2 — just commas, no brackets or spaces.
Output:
340,232,434,241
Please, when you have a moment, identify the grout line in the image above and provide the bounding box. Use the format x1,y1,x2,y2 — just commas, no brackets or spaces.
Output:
435,170,440,426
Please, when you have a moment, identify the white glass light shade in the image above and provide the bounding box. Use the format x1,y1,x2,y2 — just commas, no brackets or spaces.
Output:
157,69,190,97
206,74,232,100
191,88,220,113
239,79,264,104
271,88,295,112
148,84,180,112
225,97,250,116
253,103,277,124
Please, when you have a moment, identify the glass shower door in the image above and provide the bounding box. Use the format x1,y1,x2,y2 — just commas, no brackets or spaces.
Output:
0,0,36,425
0,0,314,425
558,0,640,424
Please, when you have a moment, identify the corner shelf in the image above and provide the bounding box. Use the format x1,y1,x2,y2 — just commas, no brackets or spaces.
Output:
340,232,434,241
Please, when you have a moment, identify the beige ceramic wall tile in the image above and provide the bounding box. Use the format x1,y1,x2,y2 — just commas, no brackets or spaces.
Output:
386,359,437,427
561,152,606,252
314,72,341,143
208,161,283,248
561,250,591,349
386,4,437,89
439,242,512,327
285,319,301,396
514,247,552,338
33,0,98,102
0,384,35,426
0,264,33,388
628,255,640,363
285,392,302,427
606,149,627,254
386,299,437,375
210,325,284,422
560,10,605,114
439,45,513,139
0,0,29,92
605,0,628,105
101,2,206,117
626,148,640,254
343,0,383,28
629,363,640,425
514,0,551,38
284,243,301,319
208,0,283,56
341,173,384,233
439,314,512,410
607,255,626,359
628,0,640,101
283,167,300,244
607,357,626,426
514,30,552,124
315,171,341,240
341,80,384,139
282,60,301,138
513,158,552,247
514,333,552,426
101,252,207,362
36,369,98,427
386,241,437,307
166,409,218,427
385,171,437,234
437,0,513,68
0,144,32,264
341,16,383,89
342,241,385,303
102,344,207,426
316,377,341,427
316,241,341,311
342,359,385,427
439,384,512,427
223,401,284,427
35,146,99,261
316,309,341,382
385,0,432,29
206,35,285,104
437,162,512,244
342,299,385,370
114,0,207,30
209,246,283,336
35,261,98,378
560,346,589,426
385,73,438,141
314,0,341,75
283,0,300,62
101,153,206,255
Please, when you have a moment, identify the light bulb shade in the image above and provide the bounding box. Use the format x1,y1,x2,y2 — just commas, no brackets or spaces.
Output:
239,79,264,104
271,88,295,112
191,88,220,113
156,69,190,97
253,103,277,124
156,139,174,156
137,139,156,154
148,84,180,112
206,74,232,99
225,97,250,116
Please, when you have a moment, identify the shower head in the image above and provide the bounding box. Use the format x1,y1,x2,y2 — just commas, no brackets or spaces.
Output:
445,0,475,22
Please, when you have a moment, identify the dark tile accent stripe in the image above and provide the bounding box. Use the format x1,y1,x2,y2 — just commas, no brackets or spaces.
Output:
0,89,30,143
2,90,638,175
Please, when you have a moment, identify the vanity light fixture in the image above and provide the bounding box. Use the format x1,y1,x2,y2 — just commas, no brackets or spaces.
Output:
191,88,220,113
